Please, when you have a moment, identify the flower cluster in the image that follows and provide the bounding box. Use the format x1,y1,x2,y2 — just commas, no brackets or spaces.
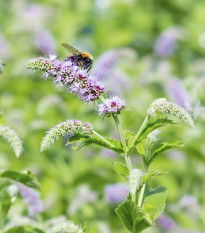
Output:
105,183,129,203
98,96,126,116
25,56,105,102
49,221,83,233
18,184,43,217
40,119,93,152
147,98,194,127
129,169,143,196
0,124,23,157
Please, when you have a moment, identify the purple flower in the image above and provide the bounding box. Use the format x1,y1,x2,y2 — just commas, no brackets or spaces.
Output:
98,96,126,116
25,56,105,102
154,27,184,57
18,184,44,217
164,77,191,111
158,214,176,229
105,183,129,203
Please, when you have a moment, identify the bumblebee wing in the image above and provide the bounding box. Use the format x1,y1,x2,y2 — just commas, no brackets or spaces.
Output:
62,43,81,55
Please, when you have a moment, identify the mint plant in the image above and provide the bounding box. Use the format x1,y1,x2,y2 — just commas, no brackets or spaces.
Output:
25,52,194,233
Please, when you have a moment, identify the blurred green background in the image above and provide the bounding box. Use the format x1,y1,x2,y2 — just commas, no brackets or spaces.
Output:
0,0,205,232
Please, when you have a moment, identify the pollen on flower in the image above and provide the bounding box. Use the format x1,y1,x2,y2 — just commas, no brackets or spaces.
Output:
147,98,194,127
25,56,104,102
40,119,93,152
98,96,126,116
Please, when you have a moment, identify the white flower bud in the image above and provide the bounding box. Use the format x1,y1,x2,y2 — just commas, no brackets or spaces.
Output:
129,169,143,196
49,221,82,233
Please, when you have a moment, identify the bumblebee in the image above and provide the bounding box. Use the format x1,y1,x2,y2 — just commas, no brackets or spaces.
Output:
62,43,93,71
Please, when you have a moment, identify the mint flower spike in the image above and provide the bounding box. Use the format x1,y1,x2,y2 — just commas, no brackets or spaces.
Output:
25,55,104,102
49,221,83,233
147,98,194,127
40,119,93,152
129,169,143,197
0,124,23,157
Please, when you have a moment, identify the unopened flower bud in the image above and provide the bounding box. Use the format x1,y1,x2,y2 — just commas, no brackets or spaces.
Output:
129,169,143,196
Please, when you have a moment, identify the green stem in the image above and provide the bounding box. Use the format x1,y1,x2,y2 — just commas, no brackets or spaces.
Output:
138,183,146,207
125,155,132,171
99,95,107,104
112,114,133,171
92,130,115,148
112,114,127,152
128,116,149,153
138,156,149,207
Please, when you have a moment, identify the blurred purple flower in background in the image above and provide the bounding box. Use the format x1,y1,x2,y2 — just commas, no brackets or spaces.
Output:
92,48,136,80
68,184,98,215
154,26,185,57
19,3,53,29
101,148,117,158
105,183,129,203
33,28,56,54
158,214,176,229
164,77,192,110
179,194,197,208
18,184,43,217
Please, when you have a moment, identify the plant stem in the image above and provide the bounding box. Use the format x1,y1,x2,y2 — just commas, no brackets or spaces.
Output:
92,130,115,148
112,114,127,152
128,116,149,152
99,95,107,104
138,156,149,207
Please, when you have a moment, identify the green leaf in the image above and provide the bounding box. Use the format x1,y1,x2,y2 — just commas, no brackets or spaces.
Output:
125,131,136,147
4,225,44,233
142,170,164,183
0,189,12,220
136,142,145,156
115,199,154,233
72,140,92,151
0,170,40,190
114,162,129,178
68,132,124,154
82,222,87,233
139,118,173,141
128,118,174,153
149,141,184,164
0,111,6,126
143,187,168,221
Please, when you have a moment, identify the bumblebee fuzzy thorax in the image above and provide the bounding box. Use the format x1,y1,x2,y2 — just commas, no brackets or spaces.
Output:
81,52,93,61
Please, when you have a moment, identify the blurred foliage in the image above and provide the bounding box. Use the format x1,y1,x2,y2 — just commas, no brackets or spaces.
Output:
0,0,205,232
